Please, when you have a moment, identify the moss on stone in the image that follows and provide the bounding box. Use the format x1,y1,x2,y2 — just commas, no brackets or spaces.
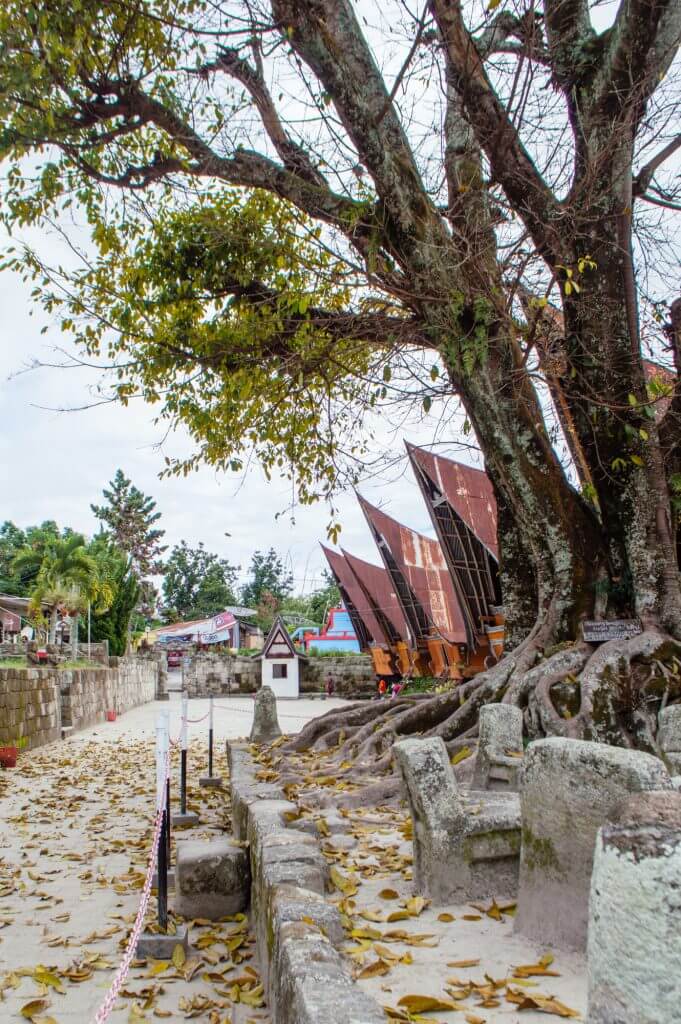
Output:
521,826,562,876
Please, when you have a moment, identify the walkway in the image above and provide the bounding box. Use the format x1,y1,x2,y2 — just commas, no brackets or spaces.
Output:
0,696,347,1023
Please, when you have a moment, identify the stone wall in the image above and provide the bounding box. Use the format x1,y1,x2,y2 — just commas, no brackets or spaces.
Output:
60,657,158,730
0,668,62,750
0,640,110,665
184,652,260,697
184,651,375,698
0,657,158,749
301,655,375,696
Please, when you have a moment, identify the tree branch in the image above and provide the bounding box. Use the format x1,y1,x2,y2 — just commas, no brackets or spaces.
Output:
43,76,365,231
272,0,442,263
543,0,595,89
633,133,681,196
201,44,327,188
430,0,564,265
591,0,681,126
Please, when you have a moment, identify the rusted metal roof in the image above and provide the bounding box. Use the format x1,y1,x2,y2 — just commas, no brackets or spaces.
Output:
406,443,498,558
320,545,383,648
357,494,468,646
340,548,410,645
407,444,501,647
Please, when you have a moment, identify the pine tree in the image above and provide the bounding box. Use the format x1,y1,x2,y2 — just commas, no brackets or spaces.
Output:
91,471,166,579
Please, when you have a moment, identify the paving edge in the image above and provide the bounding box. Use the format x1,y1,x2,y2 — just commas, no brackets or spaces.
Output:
226,739,384,1024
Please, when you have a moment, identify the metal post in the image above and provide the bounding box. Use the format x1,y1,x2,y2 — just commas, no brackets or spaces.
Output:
160,707,171,863
180,692,188,815
87,601,91,661
157,808,168,931
208,695,214,778
155,714,169,930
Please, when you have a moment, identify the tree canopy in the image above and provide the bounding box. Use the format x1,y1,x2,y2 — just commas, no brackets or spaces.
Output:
2,1,681,748
91,470,167,579
161,540,238,622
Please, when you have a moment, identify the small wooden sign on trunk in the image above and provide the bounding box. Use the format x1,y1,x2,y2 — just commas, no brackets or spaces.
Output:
582,619,642,643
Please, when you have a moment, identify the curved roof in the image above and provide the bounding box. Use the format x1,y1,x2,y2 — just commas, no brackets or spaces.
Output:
357,494,467,646
341,548,410,643
406,444,498,558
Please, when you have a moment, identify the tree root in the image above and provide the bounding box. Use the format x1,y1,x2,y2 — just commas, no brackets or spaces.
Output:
283,630,681,784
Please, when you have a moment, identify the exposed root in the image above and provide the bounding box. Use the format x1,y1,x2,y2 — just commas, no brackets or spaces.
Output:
283,629,681,787
571,630,681,749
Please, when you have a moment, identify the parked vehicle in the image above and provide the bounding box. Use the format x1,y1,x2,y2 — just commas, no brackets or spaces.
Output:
167,649,182,668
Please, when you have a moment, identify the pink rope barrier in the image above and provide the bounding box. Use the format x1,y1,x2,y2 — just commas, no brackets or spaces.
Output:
92,746,171,1024
212,702,322,720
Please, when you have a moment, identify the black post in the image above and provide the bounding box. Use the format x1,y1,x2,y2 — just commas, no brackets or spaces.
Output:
208,725,213,778
158,808,168,931
165,777,171,864
180,748,187,815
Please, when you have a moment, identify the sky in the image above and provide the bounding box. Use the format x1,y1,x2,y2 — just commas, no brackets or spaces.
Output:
0,243,473,595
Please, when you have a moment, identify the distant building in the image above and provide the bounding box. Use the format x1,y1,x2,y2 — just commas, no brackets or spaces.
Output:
152,607,263,650
0,594,26,641
300,605,360,654
260,615,303,697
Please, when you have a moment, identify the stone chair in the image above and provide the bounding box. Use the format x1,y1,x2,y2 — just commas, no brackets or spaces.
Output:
658,704,681,775
515,737,671,952
472,704,524,791
393,736,520,905
587,791,681,1024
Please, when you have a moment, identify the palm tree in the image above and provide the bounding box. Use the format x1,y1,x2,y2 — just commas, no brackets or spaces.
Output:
13,535,103,651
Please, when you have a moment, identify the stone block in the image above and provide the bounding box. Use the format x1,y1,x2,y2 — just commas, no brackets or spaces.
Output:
175,838,250,920
272,922,385,1024
259,884,344,997
199,775,223,788
249,686,282,744
171,811,200,827
136,924,189,960
394,736,520,905
515,737,671,951
658,704,681,774
472,703,523,791
587,801,681,1023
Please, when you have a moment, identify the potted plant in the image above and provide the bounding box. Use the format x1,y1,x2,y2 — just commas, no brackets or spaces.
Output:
0,736,28,768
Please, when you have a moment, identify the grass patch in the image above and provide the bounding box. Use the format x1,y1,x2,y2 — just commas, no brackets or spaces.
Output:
402,676,441,694
59,659,104,670
0,657,27,668
305,648,364,657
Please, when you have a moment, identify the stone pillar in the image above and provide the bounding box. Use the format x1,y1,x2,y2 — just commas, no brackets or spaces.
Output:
515,737,671,951
587,791,681,1024
658,704,681,775
472,703,523,790
250,685,282,744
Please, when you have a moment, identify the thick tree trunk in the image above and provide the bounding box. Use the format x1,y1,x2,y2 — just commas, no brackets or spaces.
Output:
437,314,607,646
560,222,681,635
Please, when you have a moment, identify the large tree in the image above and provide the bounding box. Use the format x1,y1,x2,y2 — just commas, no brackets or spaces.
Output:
12,533,106,648
162,541,238,621
91,470,166,579
241,549,294,611
2,1,681,760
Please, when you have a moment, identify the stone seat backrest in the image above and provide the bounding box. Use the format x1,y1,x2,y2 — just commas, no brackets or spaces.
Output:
472,703,523,791
393,735,465,831
515,737,672,951
658,704,681,774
